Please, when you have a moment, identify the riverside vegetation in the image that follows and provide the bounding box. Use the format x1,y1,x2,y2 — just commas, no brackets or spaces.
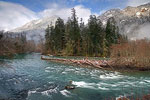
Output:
44,8,127,57
0,31,28,57
43,8,150,71
0,31,44,57
1,8,150,100
1,8,150,70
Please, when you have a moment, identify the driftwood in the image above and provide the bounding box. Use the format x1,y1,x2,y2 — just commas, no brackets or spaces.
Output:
41,56,110,69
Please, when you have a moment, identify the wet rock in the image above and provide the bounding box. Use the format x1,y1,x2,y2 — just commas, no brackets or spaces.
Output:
65,80,75,90
142,94,150,100
65,85,75,90
12,90,29,100
117,97,129,100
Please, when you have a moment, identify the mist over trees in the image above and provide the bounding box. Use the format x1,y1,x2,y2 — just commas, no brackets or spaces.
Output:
0,31,41,57
0,31,26,56
45,8,127,57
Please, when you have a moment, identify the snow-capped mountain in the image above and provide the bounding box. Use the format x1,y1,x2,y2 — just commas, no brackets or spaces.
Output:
12,3,150,41
12,16,58,42
98,3,150,40
98,9,121,25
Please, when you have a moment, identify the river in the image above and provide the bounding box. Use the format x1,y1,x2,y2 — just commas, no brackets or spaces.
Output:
0,53,150,100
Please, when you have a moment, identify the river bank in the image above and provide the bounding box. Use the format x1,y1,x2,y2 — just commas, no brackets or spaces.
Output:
41,56,112,69
1,53,150,100
41,55,150,71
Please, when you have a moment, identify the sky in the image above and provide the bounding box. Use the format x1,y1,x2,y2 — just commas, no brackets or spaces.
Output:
0,0,150,31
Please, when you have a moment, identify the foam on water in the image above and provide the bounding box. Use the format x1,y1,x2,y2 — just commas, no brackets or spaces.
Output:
41,87,58,96
144,80,150,83
99,72,123,80
60,89,71,97
45,70,51,72
72,81,97,89
28,90,36,96
27,87,58,97
45,67,51,70
1,53,150,100
98,86,109,90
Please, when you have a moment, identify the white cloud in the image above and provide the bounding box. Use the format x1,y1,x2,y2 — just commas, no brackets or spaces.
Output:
99,9,107,15
0,1,98,31
127,0,150,7
39,4,94,24
75,5,93,23
0,1,38,31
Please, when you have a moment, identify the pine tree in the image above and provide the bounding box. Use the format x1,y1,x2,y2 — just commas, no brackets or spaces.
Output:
45,25,51,52
44,9,125,57
105,17,127,56
105,17,119,46
65,8,81,55
79,18,86,55
45,23,55,54
49,24,55,53
87,15,104,56
54,17,65,54
64,17,74,55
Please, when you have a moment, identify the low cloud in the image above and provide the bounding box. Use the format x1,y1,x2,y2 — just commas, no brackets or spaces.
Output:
0,1,38,31
0,1,97,31
136,23,150,40
39,4,94,24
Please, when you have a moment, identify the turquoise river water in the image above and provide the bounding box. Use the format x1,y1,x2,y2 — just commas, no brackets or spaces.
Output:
0,53,150,100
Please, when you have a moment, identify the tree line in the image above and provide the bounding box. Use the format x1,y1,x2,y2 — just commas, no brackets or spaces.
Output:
0,31,37,57
45,8,127,57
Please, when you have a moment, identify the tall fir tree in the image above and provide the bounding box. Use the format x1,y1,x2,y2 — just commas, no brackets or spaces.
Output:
45,23,55,54
45,25,50,52
65,8,81,55
54,17,65,54
87,15,104,56
44,9,126,57
105,17,119,46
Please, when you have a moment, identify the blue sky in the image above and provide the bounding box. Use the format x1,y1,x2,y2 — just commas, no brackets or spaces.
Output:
0,0,150,30
0,0,127,13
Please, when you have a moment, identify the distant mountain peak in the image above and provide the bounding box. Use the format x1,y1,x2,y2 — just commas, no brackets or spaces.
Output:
98,2,150,40
10,2,150,41
12,16,59,32
11,16,59,42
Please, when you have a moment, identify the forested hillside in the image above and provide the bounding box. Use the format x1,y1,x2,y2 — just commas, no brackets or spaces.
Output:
44,8,127,57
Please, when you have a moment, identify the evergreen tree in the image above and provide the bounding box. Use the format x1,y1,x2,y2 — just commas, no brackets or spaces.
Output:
105,17,119,47
105,17,127,56
45,23,55,54
64,17,74,55
79,18,86,55
87,15,104,56
45,25,50,52
65,8,81,55
102,38,109,57
54,17,65,53
44,9,126,57
49,24,55,53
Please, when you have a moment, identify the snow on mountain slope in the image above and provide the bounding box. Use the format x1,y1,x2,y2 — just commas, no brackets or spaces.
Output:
11,3,150,41
12,16,58,42
98,3,150,40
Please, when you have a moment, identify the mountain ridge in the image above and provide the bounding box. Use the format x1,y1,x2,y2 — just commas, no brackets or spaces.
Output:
98,2,150,40
11,3,150,41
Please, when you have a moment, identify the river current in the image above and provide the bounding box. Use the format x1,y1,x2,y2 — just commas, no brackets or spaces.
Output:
0,53,150,100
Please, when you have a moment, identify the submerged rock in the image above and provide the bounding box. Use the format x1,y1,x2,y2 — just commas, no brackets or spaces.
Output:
65,85,75,90
65,81,75,90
